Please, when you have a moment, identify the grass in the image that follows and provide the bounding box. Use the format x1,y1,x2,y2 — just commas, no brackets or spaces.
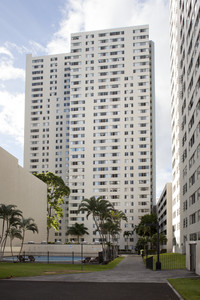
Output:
145,253,186,270
168,278,200,300
0,256,124,279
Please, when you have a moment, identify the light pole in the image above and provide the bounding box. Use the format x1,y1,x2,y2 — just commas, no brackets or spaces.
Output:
156,222,161,270
81,242,83,271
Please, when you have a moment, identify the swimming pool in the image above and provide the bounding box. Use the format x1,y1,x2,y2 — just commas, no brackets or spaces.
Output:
35,255,83,262
3,255,83,263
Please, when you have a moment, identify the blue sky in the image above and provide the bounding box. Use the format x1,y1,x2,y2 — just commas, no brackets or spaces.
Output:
0,0,171,197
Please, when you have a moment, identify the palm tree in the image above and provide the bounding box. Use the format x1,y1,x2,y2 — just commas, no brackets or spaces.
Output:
67,223,89,243
78,196,113,249
123,231,132,250
106,209,127,257
0,204,22,255
9,227,22,259
151,233,168,250
101,220,121,244
18,217,38,255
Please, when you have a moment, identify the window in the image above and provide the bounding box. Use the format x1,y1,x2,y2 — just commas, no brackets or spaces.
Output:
189,213,196,225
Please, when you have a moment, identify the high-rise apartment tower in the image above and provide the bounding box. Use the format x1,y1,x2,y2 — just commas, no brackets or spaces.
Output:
24,25,155,249
170,0,200,253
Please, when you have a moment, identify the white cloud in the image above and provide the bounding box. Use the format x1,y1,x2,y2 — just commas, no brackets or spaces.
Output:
3,42,29,56
0,91,24,145
46,0,85,54
0,42,26,81
0,60,25,81
28,40,46,56
0,46,13,59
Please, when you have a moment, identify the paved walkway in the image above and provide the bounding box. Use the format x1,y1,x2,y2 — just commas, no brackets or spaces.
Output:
11,254,198,283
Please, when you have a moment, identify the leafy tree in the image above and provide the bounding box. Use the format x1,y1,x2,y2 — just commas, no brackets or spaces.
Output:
135,213,157,238
67,223,89,243
34,172,70,242
135,236,149,253
0,204,22,255
135,213,167,252
18,217,38,255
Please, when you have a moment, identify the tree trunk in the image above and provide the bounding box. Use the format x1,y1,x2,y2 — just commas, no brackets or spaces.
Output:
47,227,49,243
19,231,25,255
0,219,5,245
10,238,14,261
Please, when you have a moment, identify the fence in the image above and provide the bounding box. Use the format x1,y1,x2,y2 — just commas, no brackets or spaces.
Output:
145,253,186,271
2,247,118,264
2,251,96,264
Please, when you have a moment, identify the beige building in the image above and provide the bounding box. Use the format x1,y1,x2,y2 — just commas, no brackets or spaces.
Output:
157,183,173,252
24,25,155,249
170,0,200,253
0,147,47,246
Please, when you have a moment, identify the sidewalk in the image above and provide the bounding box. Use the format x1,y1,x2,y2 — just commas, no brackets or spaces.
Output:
10,254,198,283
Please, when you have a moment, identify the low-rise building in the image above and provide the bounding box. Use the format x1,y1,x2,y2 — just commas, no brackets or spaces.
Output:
157,183,172,252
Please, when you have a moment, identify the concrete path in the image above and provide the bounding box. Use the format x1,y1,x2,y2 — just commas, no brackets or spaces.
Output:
10,254,198,283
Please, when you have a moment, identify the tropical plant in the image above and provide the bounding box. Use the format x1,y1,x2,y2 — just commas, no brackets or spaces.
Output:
9,227,22,259
105,210,127,244
78,197,127,261
67,223,89,243
101,220,120,244
0,204,22,255
151,232,168,250
135,236,149,253
123,231,133,249
77,196,113,250
34,172,70,242
18,217,38,255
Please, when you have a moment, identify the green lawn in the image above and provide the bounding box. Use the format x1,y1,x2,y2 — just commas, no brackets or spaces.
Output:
0,256,124,279
145,253,186,270
168,278,200,300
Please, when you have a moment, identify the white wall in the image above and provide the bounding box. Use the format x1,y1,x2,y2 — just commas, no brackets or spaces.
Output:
186,241,200,275
23,243,102,255
0,147,47,245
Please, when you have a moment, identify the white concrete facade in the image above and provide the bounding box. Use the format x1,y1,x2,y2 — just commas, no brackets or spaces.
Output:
157,183,173,252
186,241,200,275
24,26,155,249
170,0,200,253
0,147,47,245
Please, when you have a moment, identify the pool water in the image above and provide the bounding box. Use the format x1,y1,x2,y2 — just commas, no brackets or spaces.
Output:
35,255,83,262
3,256,83,262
